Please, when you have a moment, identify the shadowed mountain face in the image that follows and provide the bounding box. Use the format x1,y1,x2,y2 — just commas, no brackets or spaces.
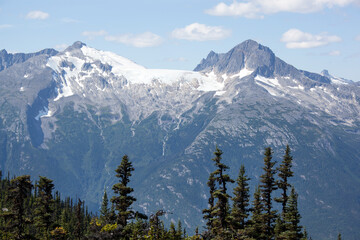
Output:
0,40,360,239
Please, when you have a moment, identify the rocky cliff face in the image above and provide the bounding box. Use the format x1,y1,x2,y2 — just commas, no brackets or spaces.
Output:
0,40,359,239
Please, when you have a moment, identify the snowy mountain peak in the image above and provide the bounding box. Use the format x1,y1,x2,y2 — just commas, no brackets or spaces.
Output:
64,41,86,52
321,69,352,85
194,39,277,76
45,43,227,121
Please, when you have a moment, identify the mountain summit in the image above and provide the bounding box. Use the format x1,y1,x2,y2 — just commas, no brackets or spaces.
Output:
194,39,276,76
0,40,359,239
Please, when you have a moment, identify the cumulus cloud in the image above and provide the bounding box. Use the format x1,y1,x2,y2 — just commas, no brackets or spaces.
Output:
281,29,341,48
171,23,231,41
206,0,359,18
26,10,49,20
105,32,163,48
82,30,108,40
0,24,12,29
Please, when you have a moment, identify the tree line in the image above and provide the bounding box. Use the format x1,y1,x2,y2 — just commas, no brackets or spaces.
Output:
0,146,342,239
202,146,307,240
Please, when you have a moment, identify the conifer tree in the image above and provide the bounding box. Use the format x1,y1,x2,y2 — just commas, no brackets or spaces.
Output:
7,175,33,239
247,186,266,240
260,147,278,239
276,145,294,213
111,154,136,228
176,220,183,239
210,146,234,237
74,199,84,240
283,187,303,240
337,233,342,240
100,189,109,225
169,221,177,239
231,164,250,231
202,172,216,231
274,216,286,240
34,176,55,240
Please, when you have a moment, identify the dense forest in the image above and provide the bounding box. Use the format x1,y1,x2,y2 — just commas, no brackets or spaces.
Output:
0,146,342,239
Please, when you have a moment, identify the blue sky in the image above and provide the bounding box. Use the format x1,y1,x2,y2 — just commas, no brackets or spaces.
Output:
1,0,360,80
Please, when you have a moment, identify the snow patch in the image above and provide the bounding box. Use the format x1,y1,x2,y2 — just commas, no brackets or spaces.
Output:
35,107,52,120
231,68,253,79
255,75,280,87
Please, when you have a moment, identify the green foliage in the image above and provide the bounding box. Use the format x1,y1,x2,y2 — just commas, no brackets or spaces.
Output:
100,189,110,225
231,164,250,231
209,146,234,238
247,186,266,240
0,174,92,240
0,145,312,239
282,187,303,240
260,147,278,239
276,145,294,213
111,154,136,228
34,176,55,239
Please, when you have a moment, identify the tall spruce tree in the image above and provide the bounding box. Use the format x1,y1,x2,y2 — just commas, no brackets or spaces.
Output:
282,187,303,240
111,155,136,228
34,176,55,240
100,189,109,225
260,147,278,239
210,146,234,237
231,164,250,231
247,186,266,240
276,145,294,213
7,175,33,239
202,172,216,232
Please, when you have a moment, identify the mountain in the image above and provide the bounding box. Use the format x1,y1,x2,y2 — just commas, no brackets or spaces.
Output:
0,40,360,239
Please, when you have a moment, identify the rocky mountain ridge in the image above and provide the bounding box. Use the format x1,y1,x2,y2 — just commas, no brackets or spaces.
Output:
0,40,359,239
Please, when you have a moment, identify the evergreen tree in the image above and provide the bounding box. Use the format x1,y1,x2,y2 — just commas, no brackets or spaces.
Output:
210,146,234,237
202,172,216,232
276,145,294,213
337,233,342,240
231,164,250,231
74,199,84,240
34,176,55,240
283,187,303,240
247,186,266,240
6,175,33,239
260,147,278,239
100,189,109,225
274,216,286,240
176,220,183,239
111,155,136,228
169,221,177,239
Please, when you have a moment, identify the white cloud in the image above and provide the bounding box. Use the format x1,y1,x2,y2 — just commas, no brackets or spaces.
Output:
206,0,359,18
26,10,49,20
82,30,107,40
54,44,69,51
328,50,341,56
105,32,163,48
171,23,231,41
0,24,12,29
281,29,341,49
